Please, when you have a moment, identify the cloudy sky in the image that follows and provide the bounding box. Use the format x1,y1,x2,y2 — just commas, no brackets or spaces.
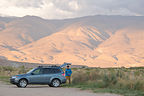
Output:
0,0,143,19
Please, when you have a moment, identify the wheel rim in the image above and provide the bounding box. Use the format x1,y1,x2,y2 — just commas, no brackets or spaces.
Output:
20,80,27,87
53,79,60,87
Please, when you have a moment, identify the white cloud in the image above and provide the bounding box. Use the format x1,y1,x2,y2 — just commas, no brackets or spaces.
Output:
68,1,80,11
0,0,143,19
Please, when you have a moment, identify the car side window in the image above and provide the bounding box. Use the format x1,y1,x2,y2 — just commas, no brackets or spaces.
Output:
53,68,61,73
43,68,51,74
42,68,61,74
32,68,42,75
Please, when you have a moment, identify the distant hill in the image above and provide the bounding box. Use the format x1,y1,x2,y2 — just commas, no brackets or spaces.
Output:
0,15,144,67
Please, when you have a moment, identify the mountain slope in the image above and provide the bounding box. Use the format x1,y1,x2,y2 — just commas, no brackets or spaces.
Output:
93,27,144,67
0,15,144,67
2,24,109,64
0,16,57,54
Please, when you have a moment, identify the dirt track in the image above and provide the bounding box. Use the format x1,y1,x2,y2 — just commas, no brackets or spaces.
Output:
0,82,122,96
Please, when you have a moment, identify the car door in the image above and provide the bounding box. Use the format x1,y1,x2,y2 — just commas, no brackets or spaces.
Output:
42,68,53,83
28,68,45,84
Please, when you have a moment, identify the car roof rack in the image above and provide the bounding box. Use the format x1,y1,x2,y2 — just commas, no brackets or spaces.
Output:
38,65,60,68
60,62,72,68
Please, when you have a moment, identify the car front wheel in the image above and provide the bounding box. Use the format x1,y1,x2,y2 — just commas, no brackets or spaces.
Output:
50,79,60,87
18,79,28,88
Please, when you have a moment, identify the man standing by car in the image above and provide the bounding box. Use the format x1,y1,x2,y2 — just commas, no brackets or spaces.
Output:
65,65,72,84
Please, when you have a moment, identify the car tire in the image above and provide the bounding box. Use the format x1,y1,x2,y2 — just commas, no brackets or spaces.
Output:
50,79,60,87
18,79,28,88
48,84,53,87
16,84,21,87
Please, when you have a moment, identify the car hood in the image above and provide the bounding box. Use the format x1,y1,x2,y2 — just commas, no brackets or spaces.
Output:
15,74,28,77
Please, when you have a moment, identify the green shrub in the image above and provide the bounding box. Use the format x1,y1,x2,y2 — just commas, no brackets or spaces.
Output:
18,66,29,74
0,66,16,76
2,66,15,72
71,67,144,93
72,70,89,84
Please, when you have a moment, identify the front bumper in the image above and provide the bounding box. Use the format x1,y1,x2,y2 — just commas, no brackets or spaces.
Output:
10,78,19,84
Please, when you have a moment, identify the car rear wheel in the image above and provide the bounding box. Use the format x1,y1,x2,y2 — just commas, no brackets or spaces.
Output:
18,79,28,88
50,79,60,87
48,84,53,87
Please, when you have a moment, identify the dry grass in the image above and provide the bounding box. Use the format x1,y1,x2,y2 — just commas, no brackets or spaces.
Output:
0,66,30,76
0,66,144,95
71,67,144,95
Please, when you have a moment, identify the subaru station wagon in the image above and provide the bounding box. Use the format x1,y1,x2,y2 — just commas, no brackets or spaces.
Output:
10,66,66,88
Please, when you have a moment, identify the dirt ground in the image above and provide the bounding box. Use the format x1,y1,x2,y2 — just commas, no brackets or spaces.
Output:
0,82,122,96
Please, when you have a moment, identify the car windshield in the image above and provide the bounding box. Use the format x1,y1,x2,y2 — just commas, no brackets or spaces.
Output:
27,68,36,74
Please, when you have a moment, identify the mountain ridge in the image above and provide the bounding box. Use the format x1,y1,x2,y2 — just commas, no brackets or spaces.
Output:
0,15,144,67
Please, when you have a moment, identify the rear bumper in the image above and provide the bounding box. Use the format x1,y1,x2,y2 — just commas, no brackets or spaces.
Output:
61,79,66,84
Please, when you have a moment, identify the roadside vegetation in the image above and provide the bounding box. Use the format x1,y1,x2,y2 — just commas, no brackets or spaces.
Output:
0,66,144,96
70,67,144,96
0,66,29,83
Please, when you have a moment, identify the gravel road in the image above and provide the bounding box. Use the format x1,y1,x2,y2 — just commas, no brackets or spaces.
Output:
0,82,122,96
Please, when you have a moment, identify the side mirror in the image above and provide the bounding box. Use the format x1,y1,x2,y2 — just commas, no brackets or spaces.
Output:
31,73,34,75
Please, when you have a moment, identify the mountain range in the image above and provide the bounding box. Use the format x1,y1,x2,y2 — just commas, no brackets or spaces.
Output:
0,15,144,67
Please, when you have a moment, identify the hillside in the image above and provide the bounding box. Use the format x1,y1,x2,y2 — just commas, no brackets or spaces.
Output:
0,16,57,53
0,15,144,67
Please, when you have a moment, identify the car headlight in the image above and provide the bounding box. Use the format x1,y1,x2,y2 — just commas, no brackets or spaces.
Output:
11,76,18,79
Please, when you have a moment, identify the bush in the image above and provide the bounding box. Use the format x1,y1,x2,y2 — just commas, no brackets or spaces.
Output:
18,66,28,74
0,66,15,76
71,67,144,92
0,66,30,76
72,70,89,84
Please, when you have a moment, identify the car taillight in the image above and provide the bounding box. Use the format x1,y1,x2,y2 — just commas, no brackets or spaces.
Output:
62,73,65,76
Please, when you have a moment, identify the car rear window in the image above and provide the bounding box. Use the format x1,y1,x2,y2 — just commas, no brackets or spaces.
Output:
42,68,61,74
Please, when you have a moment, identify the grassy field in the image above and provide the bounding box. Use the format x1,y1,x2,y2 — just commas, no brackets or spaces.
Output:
0,66,144,96
69,67,144,96
0,66,29,83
